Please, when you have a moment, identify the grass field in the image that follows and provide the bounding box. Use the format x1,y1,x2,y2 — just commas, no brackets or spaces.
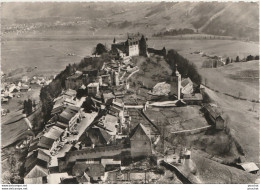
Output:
191,150,257,184
204,86,259,163
201,60,259,100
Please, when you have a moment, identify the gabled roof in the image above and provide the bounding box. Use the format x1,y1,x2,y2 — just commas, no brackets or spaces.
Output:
38,136,55,149
43,126,64,140
28,139,40,152
59,108,78,123
129,123,151,140
99,128,112,142
181,77,193,88
24,165,49,179
25,149,50,176
56,121,69,129
203,105,222,120
87,126,112,145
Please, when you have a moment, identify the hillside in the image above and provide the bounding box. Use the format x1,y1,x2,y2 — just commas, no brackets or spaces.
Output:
1,2,259,41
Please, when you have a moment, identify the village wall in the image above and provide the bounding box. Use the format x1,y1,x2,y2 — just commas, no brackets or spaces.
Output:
59,145,130,168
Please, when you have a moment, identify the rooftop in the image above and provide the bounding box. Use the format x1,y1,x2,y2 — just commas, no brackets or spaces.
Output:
43,126,64,140
59,107,78,122
38,136,55,149
87,83,99,87
181,77,193,87
239,162,259,172
183,93,203,101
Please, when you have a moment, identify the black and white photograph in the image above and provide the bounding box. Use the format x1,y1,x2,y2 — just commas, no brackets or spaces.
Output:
0,1,259,185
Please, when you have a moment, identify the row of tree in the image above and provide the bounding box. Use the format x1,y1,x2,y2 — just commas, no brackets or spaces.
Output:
166,49,201,85
225,55,259,65
23,98,36,115
153,28,196,37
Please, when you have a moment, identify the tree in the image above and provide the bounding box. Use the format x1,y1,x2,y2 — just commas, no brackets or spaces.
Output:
32,100,36,109
246,55,254,61
76,88,86,99
226,57,230,65
235,56,240,62
23,100,27,114
81,97,97,113
93,43,108,55
27,99,33,114
255,55,259,60
23,99,33,115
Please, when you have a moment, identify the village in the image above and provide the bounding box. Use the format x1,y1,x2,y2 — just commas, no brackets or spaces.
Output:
1,74,54,117
3,33,259,184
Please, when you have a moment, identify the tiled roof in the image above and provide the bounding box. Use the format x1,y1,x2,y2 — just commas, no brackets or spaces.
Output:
59,108,78,122
43,126,64,140
25,150,50,175
181,77,192,87
38,136,55,149
129,123,151,140
203,105,221,120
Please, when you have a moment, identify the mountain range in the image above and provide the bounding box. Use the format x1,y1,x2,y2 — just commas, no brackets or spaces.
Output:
1,2,259,41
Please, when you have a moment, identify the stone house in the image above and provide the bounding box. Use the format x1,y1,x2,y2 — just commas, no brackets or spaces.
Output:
129,123,152,158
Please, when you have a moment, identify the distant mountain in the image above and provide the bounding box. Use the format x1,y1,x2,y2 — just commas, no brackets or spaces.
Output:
1,2,259,41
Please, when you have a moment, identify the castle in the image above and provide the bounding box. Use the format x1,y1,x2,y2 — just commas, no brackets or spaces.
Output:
111,33,148,58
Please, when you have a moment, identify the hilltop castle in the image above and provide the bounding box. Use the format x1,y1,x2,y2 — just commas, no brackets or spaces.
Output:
111,33,148,58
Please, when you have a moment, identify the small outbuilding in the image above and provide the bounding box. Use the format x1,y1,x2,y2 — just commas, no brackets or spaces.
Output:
202,105,225,130
238,162,259,174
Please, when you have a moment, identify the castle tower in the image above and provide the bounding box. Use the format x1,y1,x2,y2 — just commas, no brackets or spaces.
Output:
139,35,148,57
113,37,116,44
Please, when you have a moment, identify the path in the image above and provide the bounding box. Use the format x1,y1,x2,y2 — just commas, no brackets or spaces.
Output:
160,160,193,184
199,4,232,31
169,125,212,135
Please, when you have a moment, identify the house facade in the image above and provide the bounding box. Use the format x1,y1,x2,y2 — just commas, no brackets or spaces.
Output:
87,83,100,96
129,123,152,158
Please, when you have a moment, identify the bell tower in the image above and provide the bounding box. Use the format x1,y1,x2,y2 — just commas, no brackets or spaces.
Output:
170,64,182,100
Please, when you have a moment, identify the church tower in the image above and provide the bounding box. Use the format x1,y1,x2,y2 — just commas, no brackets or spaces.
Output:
175,68,181,100
170,64,182,100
